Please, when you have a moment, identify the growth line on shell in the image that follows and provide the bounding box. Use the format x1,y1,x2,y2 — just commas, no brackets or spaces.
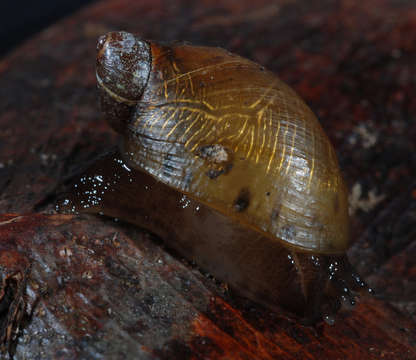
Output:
233,118,251,154
232,117,249,141
177,113,202,142
158,109,179,134
164,80,169,100
216,117,232,143
174,76,180,99
164,60,243,86
327,141,338,180
200,85,207,104
299,101,308,187
255,109,264,164
185,118,210,149
127,128,180,144
308,130,315,189
156,99,216,112
246,126,256,160
278,123,289,172
237,125,253,155
143,111,160,130
96,73,137,106
285,124,297,175
164,110,190,139
266,107,273,161
255,110,265,163
187,73,195,96
171,61,180,73
266,115,280,173
248,80,280,109
190,120,218,152
278,91,290,172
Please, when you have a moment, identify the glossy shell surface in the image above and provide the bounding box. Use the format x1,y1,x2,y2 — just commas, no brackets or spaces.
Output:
97,33,350,253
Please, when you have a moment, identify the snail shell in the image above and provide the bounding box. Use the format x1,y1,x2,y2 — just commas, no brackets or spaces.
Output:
96,32,349,254
57,32,370,322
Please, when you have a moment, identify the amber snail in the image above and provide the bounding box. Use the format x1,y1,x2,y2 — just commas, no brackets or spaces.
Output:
57,31,371,324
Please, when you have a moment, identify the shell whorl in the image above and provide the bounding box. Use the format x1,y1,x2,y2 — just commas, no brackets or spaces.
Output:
105,42,350,253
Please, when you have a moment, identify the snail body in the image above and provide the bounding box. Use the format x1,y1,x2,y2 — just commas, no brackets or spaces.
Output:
58,32,369,323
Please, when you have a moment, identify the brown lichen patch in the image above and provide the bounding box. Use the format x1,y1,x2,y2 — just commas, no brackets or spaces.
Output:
196,144,230,164
196,144,234,179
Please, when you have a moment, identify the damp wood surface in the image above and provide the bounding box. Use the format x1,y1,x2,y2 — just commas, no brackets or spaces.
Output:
0,0,415,359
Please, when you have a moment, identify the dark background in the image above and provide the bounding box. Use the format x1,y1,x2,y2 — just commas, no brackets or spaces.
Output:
0,1,96,58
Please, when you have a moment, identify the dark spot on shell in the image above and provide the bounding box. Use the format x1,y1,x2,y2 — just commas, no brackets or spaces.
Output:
271,207,280,221
197,144,234,179
233,188,250,212
207,169,224,179
206,163,233,179
266,192,271,196
270,199,282,223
